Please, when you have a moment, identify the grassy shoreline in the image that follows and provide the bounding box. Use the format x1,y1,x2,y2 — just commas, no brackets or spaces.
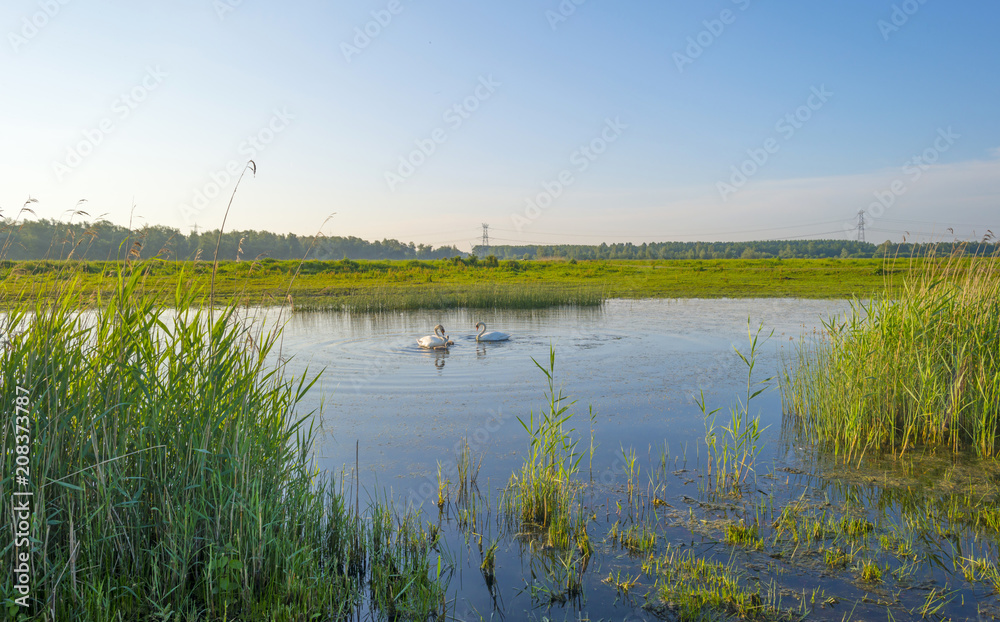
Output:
0,257,931,310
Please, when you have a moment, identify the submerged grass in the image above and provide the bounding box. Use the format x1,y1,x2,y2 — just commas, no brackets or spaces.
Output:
0,267,447,621
643,545,794,621
782,249,1000,460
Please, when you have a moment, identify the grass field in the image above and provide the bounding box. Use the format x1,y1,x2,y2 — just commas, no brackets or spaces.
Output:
0,257,924,310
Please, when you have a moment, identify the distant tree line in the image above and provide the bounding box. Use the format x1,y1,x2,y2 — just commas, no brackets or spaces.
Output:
0,219,464,261
473,239,1000,260
2,219,996,262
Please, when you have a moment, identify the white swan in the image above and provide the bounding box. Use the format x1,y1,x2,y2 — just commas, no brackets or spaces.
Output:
475,322,510,342
417,324,451,349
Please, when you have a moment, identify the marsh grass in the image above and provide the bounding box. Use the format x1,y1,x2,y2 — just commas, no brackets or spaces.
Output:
365,501,448,619
823,546,855,569
455,438,482,503
602,570,639,596
724,521,763,549
858,559,883,583
0,267,447,621
2,257,911,310
783,249,1000,460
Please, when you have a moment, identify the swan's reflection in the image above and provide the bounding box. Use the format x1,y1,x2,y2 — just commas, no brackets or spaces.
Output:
422,347,449,370
476,343,487,359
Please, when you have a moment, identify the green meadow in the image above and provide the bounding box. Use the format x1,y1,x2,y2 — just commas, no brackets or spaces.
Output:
0,257,920,311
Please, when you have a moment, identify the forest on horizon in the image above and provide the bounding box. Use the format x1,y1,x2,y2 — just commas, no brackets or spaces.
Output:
1,218,996,262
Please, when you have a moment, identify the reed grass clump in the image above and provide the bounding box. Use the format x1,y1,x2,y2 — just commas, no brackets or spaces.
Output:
702,320,772,492
499,348,593,600
608,520,657,555
783,251,1000,460
501,348,585,541
858,559,883,583
0,267,445,621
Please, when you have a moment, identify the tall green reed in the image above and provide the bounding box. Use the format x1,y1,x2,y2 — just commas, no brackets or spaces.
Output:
499,348,592,599
0,266,445,621
502,348,584,535
782,250,1000,460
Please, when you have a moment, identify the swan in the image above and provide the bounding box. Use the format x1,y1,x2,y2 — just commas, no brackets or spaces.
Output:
475,322,509,342
417,324,451,349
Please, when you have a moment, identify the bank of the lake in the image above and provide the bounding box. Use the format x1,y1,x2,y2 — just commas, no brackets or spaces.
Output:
0,257,926,310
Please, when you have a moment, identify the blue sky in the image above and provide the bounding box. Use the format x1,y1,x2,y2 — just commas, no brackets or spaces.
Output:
1,0,998,250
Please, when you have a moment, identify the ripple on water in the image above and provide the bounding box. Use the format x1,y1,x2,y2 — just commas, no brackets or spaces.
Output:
262,298,853,485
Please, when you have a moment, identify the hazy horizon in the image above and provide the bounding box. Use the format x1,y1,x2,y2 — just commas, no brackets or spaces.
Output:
3,1,998,251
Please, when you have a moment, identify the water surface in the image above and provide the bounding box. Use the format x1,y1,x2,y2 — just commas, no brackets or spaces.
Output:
277,298,850,495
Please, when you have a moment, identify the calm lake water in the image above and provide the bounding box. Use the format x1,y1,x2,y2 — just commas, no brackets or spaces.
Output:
276,299,851,493
265,298,875,619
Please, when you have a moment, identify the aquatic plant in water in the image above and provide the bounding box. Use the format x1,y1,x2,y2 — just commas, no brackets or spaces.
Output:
701,319,773,492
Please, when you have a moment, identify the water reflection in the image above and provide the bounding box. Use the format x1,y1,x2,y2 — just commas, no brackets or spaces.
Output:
421,347,450,370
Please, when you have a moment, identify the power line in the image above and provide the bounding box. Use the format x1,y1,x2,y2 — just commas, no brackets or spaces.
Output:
488,230,853,245
489,219,848,240
877,218,996,229
867,227,988,239
376,217,994,250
